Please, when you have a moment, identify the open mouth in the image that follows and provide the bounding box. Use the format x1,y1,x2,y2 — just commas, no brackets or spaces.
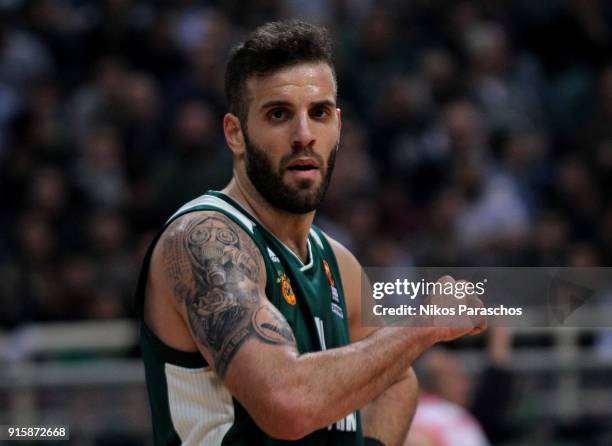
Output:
286,158,320,172
287,164,318,171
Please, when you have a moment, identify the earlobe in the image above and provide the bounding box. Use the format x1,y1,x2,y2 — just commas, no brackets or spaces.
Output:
224,113,246,156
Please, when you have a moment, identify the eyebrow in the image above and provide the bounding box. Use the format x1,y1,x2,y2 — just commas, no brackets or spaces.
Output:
260,99,336,110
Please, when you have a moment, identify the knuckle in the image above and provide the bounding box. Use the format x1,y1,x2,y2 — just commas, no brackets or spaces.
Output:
437,275,455,284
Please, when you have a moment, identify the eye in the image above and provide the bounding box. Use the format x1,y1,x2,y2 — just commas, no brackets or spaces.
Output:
268,108,288,121
311,107,330,119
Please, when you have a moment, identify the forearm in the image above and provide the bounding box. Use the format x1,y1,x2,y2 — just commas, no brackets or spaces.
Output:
361,368,419,446
271,327,434,435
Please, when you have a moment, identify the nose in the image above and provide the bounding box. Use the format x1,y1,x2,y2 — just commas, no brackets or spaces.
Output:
291,111,315,149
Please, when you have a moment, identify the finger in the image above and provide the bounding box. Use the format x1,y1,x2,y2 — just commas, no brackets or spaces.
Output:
437,275,455,286
468,319,488,336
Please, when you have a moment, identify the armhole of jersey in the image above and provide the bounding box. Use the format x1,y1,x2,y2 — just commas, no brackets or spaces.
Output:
134,230,163,318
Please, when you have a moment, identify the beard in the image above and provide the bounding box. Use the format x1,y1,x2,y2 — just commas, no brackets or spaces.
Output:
244,132,337,214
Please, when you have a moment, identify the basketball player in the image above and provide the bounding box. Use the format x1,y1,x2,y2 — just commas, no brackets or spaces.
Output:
136,20,485,446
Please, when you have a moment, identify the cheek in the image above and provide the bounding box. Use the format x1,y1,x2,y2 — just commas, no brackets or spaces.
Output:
260,140,286,168
318,123,340,145
247,139,285,173
246,129,286,162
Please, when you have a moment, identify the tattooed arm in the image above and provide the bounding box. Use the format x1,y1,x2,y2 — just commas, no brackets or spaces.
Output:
152,211,480,440
161,212,295,377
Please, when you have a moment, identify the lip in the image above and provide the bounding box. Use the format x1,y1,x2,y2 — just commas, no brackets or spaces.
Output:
286,157,320,170
285,168,320,181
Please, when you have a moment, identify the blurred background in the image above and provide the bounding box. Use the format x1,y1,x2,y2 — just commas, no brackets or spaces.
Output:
0,0,611,444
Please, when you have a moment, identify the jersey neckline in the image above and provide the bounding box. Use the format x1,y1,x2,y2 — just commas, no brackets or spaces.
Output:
207,190,314,271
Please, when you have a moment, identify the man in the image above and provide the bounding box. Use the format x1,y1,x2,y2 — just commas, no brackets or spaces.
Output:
136,20,485,446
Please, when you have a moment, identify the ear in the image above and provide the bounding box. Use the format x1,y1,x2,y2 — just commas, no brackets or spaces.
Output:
224,113,246,156
336,107,342,144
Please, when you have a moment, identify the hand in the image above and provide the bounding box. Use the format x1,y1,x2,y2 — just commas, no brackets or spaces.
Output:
422,275,487,342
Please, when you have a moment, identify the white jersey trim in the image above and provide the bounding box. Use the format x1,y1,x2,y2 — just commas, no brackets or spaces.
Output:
269,233,314,271
165,363,234,446
309,228,324,249
300,239,314,271
167,194,255,233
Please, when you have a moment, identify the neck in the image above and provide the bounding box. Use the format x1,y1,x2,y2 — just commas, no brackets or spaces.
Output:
222,175,315,262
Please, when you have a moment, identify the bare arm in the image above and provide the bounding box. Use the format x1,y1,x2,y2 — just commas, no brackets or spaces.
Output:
155,212,469,440
330,237,419,446
360,368,419,446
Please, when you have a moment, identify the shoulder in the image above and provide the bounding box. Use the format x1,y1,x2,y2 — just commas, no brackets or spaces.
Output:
161,209,251,243
152,209,267,295
144,209,267,354
159,209,261,256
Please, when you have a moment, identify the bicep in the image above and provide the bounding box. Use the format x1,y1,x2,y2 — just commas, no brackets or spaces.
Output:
159,212,299,382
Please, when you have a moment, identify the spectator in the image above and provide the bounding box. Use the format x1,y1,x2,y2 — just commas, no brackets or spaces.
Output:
405,348,490,446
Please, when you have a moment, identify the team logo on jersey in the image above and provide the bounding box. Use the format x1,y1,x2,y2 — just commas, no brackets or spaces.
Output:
322,259,335,287
323,260,343,318
278,273,296,305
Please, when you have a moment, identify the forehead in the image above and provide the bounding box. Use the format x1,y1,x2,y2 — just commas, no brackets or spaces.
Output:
246,62,337,107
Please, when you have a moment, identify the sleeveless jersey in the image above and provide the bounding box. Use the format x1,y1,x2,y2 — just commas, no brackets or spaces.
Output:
135,191,364,446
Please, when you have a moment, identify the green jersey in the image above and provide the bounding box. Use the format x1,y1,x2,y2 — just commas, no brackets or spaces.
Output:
136,191,364,446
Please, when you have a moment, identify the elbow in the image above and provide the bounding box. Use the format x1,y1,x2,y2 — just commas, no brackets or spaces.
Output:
253,387,317,440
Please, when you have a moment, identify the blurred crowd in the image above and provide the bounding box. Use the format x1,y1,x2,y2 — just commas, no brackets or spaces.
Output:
1,0,611,328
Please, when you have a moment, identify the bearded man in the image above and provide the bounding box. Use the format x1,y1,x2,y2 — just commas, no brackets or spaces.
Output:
136,20,484,446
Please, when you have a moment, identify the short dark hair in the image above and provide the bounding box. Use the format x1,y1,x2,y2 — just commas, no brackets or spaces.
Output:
224,20,335,124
